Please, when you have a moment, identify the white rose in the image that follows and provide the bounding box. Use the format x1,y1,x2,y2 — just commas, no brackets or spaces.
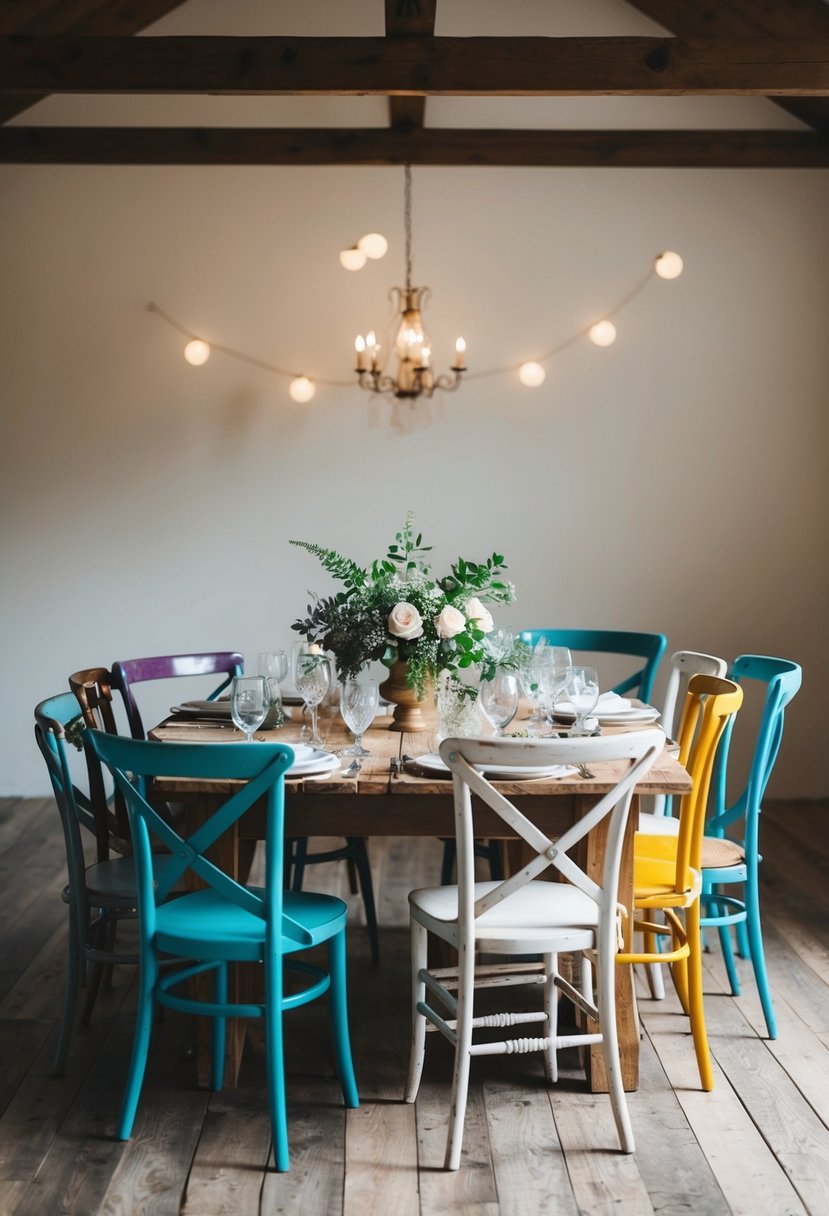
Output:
465,597,494,634
434,605,466,640
388,601,424,640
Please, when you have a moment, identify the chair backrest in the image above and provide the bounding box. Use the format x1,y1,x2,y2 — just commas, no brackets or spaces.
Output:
661,651,728,741
669,674,743,893
439,731,663,932
35,692,113,878
110,652,244,740
518,630,667,702
83,732,304,942
707,656,802,851
68,666,131,843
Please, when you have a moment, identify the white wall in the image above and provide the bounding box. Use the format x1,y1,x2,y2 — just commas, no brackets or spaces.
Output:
2,1,828,797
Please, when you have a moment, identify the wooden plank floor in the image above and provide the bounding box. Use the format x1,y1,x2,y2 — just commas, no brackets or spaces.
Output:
1,797,828,1215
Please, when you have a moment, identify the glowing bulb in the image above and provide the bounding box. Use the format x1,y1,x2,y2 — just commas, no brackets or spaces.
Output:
420,346,431,368
518,361,546,388
357,232,388,260
339,246,366,272
588,320,617,347
183,339,210,366
655,250,684,279
454,337,467,369
366,330,377,349
289,376,316,403
355,335,367,371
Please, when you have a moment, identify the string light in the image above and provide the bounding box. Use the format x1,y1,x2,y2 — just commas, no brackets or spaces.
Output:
147,250,683,405
357,232,388,259
339,246,366,271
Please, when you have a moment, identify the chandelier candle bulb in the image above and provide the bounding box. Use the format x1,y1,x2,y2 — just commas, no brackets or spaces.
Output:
355,335,367,371
454,338,467,369
183,339,210,366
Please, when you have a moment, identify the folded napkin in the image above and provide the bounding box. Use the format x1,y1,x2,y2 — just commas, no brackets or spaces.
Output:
556,692,631,714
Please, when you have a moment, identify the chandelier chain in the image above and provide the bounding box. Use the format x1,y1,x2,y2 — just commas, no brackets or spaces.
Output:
404,163,413,291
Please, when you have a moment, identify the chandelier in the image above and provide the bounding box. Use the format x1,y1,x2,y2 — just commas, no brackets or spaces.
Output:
354,165,466,401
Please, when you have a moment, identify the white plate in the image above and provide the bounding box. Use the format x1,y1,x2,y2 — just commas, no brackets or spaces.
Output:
595,708,661,725
172,700,233,718
286,749,340,777
411,753,576,780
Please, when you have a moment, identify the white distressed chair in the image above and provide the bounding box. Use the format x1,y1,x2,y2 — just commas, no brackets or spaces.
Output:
404,730,663,1171
641,650,726,1000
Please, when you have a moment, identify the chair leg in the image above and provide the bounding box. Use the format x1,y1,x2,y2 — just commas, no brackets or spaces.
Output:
543,952,558,1083
643,918,666,1001
404,918,429,1103
685,902,714,1091
212,962,227,1092
440,840,455,886
745,878,777,1040
596,936,634,1153
265,950,289,1172
53,908,81,1076
117,954,158,1140
290,838,308,892
444,937,475,1171
736,912,750,960
328,930,359,1109
717,920,741,996
345,838,380,966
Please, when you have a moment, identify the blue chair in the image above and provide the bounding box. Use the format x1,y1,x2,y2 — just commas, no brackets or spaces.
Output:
518,629,667,703
700,655,802,1039
34,693,152,1074
84,730,358,1170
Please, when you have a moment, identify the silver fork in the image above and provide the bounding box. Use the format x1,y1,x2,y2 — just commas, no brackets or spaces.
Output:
577,763,596,779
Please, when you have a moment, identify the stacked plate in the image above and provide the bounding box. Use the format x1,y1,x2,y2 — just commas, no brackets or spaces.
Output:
170,699,233,719
410,754,577,780
555,692,661,727
284,744,340,778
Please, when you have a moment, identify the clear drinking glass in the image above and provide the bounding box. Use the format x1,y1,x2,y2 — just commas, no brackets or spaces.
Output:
230,675,269,743
519,646,548,735
292,640,315,741
295,652,332,749
479,671,520,736
258,652,287,729
484,627,515,665
565,665,600,736
339,677,379,760
537,646,572,728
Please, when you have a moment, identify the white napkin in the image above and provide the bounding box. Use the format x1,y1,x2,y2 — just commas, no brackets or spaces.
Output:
556,692,631,714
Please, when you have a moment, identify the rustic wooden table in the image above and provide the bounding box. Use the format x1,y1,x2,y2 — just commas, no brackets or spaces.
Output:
151,709,691,1093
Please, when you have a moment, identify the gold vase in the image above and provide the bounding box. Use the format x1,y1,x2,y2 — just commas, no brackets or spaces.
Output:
379,659,433,733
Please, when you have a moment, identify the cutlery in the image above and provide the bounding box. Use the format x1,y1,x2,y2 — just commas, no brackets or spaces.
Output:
577,764,596,779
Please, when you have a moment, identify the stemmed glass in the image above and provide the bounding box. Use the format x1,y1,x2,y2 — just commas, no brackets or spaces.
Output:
230,675,269,744
479,671,520,737
258,651,288,729
292,640,315,741
484,627,515,665
565,665,600,736
536,647,572,730
339,678,379,765
295,652,332,749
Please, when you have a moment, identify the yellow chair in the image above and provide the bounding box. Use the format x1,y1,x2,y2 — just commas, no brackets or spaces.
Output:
617,674,743,1091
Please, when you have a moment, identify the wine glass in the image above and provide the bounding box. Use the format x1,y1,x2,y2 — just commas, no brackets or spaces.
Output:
230,675,269,744
292,640,315,741
295,652,332,749
537,646,572,728
479,671,520,737
258,652,287,729
339,678,379,763
484,627,515,665
519,645,549,735
565,665,600,736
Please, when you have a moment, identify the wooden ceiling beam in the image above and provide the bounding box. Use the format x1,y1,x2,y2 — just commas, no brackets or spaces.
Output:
385,0,437,131
623,2,829,133
2,36,829,98
2,126,827,167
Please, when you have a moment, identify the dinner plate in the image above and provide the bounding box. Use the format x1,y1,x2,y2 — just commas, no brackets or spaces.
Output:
594,707,661,725
286,749,340,778
410,753,576,780
171,699,233,718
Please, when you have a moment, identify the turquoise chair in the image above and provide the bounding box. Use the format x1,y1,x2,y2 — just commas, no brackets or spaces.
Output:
518,629,667,703
700,655,802,1039
84,731,359,1171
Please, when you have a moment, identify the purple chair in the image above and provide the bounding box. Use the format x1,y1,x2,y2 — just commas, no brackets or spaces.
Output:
110,652,244,739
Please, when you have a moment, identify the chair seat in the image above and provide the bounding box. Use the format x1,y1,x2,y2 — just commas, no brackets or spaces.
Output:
409,879,598,955
637,816,745,871
700,837,745,868
155,886,348,962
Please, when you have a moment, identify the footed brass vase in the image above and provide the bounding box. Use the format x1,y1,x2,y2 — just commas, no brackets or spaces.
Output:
379,659,433,733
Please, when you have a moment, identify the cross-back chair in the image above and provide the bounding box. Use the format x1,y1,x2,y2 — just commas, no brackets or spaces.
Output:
619,674,743,1090
34,693,152,1074
405,730,663,1170
68,666,130,849
518,628,667,703
84,731,358,1171
110,651,244,739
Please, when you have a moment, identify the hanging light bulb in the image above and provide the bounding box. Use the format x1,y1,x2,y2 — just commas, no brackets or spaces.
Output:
588,320,617,347
453,338,466,369
519,361,546,388
289,376,316,403
183,339,210,366
655,251,684,280
358,232,388,260
339,246,367,271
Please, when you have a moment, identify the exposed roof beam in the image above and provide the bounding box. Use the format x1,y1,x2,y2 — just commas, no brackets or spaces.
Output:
2,126,827,167
0,2,188,125
2,36,829,98
385,0,437,131
624,1,829,133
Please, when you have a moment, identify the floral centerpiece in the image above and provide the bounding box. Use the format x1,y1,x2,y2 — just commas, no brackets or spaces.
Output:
290,513,516,722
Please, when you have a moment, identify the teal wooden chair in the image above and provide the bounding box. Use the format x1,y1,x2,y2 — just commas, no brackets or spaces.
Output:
34,693,156,1074
700,655,802,1039
85,731,359,1171
518,629,667,703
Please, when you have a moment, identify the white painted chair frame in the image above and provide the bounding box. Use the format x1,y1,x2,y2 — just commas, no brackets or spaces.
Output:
644,650,726,1000
404,730,663,1171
